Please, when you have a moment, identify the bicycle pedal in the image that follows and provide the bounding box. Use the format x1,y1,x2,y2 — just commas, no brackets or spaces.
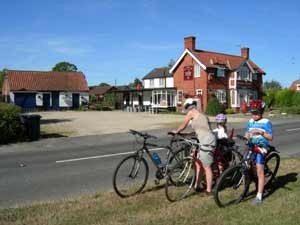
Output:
154,179,160,185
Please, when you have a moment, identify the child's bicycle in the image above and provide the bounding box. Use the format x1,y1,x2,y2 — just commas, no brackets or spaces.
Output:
213,135,280,207
112,130,195,198
164,135,242,202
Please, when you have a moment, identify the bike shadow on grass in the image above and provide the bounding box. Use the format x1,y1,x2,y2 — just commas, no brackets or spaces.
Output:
242,172,298,202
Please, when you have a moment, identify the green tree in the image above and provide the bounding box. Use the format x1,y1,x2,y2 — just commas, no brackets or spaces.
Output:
129,78,142,88
167,59,176,68
52,61,78,72
99,82,110,87
205,97,222,116
263,80,282,90
0,70,5,90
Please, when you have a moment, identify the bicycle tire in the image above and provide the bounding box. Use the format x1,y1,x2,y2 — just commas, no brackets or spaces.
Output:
264,152,280,188
214,164,248,207
113,154,149,198
168,147,191,170
165,157,196,202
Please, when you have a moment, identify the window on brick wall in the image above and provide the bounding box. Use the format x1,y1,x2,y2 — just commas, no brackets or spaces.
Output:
196,89,203,96
252,72,257,80
215,90,226,103
177,90,183,103
217,68,225,77
194,64,200,78
237,66,250,81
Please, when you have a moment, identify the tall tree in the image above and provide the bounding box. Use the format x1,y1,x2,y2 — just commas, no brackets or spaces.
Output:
264,80,282,90
129,78,142,88
0,70,5,90
52,61,78,72
99,82,110,87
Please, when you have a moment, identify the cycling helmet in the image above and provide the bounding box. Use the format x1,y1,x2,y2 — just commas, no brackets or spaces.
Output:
215,113,227,123
183,98,197,110
249,99,265,114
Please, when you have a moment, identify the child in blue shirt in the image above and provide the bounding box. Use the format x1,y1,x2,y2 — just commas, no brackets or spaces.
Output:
245,100,273,205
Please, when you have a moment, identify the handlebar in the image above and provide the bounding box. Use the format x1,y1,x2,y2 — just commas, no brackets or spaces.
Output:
129,129,157,140
167,131,196,137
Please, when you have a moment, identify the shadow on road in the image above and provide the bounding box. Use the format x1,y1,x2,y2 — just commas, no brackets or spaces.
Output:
40,118,74,125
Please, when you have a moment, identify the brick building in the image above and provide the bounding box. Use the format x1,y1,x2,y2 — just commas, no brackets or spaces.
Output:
289,80,300,92
169,36,265,112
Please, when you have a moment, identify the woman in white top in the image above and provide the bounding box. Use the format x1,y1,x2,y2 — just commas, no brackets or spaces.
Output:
174,98,216,195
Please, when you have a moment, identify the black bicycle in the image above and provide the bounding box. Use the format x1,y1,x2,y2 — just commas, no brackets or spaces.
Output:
112,130,194,198
214,135,280,207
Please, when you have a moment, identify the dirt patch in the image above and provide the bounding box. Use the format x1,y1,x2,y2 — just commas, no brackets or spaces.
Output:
38,111,249,137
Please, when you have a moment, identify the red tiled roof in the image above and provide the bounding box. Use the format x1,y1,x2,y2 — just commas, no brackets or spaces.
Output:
6,70,89,92
192,50,265,74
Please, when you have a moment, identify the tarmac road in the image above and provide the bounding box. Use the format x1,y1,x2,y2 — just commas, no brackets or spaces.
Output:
0,117,299,208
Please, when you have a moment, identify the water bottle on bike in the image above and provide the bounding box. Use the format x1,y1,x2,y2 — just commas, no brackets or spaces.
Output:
152,152,162,166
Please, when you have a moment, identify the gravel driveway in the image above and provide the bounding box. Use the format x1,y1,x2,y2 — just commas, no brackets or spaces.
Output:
39,111,248,137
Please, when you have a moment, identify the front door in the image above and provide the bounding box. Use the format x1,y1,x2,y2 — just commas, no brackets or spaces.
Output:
52,92,60,110
72,93,80,109
43,93,51,110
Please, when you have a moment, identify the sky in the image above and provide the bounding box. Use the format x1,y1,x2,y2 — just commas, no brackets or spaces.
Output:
0,0,299,87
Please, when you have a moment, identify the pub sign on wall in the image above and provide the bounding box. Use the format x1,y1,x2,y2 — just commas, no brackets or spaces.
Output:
184,66,193,80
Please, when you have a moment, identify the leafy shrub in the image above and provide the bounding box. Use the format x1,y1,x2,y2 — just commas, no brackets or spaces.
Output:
225,108,235,114
0,103,22,144
275,89,295,107
280,106,300,114
205,97,222,116
88,103,112,111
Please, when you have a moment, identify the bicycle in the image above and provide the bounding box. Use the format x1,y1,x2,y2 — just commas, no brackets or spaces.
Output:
165,136,242,202
112,129,194,198
213,135,280,207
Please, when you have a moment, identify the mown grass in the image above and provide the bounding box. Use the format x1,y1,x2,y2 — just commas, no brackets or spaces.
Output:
1,158,299,225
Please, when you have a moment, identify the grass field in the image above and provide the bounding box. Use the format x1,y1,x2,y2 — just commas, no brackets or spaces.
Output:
1,158,299,225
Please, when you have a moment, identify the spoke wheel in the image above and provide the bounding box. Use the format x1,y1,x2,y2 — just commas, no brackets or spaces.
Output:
165,157,196,202
264,152,280,188
214,165,248,207
113,155,149,198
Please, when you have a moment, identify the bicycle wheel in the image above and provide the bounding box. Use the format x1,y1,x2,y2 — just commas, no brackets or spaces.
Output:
168,147,191,170
165,157,196,202
113,155,149,198
214,164,248,207
264,152,280,188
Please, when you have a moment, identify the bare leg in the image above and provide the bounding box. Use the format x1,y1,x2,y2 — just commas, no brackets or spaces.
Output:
256,164,265,195
203,165,213,192
194,160,203,189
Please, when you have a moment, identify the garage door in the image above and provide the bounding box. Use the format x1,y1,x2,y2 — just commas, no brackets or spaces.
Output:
14,93,36,109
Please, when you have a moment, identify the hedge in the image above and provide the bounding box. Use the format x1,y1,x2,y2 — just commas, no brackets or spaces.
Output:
0,103,22,144
205,97,222,116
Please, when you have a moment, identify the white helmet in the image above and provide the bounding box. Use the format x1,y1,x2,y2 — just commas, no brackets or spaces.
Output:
183,98,197,110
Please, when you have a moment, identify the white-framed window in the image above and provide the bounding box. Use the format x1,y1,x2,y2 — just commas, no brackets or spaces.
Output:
159,78,165,87
217,68,225,77
194,64,200,78
177,90,183,103
252,72,257,80
196,89,203,96
297,84,300,91
215,89,226,103
150,79,154,88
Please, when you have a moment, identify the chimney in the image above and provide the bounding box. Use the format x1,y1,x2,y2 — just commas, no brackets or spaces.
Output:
184,36,196,51
241,47,250,59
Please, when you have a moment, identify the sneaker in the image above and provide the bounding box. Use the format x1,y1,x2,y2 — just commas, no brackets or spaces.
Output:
253,197,262,205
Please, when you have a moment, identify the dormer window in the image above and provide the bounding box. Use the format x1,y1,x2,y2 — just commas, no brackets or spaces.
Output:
252,72,257,80
237,66,250,81
217,68,225,77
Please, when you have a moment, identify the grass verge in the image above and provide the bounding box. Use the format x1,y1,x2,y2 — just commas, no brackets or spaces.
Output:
1,158,299,225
